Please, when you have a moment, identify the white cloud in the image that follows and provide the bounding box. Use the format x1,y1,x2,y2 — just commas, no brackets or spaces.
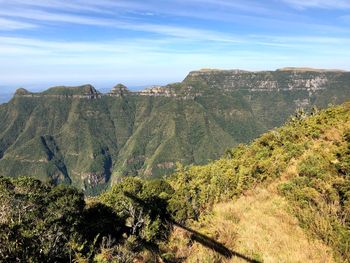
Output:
0,0,143,13
255,35,350,45
0,0,348,37
281,0,350,9
0,9,115,26
0,17,36,30
0,8,245,43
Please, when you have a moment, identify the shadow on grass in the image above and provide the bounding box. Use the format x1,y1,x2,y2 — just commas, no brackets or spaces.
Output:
124,191,261,263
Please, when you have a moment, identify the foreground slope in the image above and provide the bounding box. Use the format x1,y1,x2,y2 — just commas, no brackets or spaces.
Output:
164,102,350,262
167,187,335,262
0,68,350,193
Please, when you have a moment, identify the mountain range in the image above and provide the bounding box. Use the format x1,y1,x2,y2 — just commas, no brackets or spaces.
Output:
1,67,349,194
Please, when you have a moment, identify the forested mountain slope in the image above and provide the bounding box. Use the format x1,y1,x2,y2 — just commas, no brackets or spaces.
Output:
0,68,349,193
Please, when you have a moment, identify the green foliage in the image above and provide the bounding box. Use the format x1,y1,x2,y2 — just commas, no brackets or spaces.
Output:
2,90,350,261
100,177,174,245
297,154,329,178
0,176,84,262
2,70,350,193
0,176,174,262
276,106,350,261
166,102,350,262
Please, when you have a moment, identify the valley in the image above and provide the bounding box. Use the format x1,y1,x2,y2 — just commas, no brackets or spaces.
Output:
0,68,350,194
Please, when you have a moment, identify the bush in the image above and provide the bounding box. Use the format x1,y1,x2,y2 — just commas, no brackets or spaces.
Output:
0,177,85,262
100,177,174,246
298,155,329,179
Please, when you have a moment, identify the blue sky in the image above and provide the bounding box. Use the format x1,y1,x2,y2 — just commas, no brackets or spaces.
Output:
0,0,350,92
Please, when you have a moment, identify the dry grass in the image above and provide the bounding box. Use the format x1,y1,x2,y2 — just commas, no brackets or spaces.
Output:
229,187,334,263
322,127,343,142
167,185,335,263
280,159,298,180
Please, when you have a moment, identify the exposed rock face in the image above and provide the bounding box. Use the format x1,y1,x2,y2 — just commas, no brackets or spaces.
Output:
83,173,108,187
137,85,177,97
108,84,130,97
14,88,31,96
183,69,348,93
80,85,101,98
188,68,249,75
277,67,347,73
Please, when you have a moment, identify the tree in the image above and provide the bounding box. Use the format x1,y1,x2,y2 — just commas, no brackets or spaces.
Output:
0,177,85,262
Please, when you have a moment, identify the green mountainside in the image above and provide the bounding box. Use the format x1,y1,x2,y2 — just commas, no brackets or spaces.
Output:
1,102,350,262
0,68,350,193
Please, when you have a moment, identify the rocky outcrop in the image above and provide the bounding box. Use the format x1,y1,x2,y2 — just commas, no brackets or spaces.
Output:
136,86,177,97
108,84,130,97
14,88,31,96
83,173,108,187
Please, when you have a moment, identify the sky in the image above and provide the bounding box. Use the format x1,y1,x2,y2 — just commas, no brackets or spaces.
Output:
0,0,350,93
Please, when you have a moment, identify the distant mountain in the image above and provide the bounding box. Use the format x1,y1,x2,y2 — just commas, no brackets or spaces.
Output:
0,68,349,194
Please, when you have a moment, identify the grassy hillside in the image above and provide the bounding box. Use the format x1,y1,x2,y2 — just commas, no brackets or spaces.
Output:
163,102,350,262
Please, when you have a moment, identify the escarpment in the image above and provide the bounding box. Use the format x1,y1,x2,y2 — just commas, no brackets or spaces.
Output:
2,68,350,194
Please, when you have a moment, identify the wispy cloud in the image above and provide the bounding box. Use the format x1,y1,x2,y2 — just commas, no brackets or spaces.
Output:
0,0,278,16
0,0,347,36
281,0,350,9
255,35,350,45
0,0,349,88
0,0,313,27
0,8,246,43
0,9,115,26
0,34,348,63
0,36,172,56
0,0,144,14
0,17,36,30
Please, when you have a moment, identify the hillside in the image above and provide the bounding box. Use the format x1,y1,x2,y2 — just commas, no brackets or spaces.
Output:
162,102,350,262
2,102,350,262
0,68,350,193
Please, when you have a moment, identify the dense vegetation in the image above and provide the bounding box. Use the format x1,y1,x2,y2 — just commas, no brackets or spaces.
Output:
0,176,175,262
1,69,350,194
1,102,350,262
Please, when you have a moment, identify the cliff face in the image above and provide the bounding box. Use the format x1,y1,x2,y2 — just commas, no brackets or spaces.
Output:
184,68,349,93
13,68,349,100
1,68,350,194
